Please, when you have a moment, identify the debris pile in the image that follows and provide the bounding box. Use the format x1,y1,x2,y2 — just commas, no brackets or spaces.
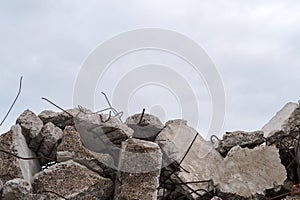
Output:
0,102,299,199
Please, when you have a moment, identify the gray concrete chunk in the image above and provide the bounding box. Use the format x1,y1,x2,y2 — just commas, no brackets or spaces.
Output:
126,113,164,128
214,130,264,156
56,126,115,177
1,178,31,199
29,122,63,163
74,108,133,153
126,113,164,140
0,125,40,183
114,138,162,200
1,178,47,199
262,102,299,137
0,179,3,192
16,109,43,142
38,109,78,129
32,160,113,200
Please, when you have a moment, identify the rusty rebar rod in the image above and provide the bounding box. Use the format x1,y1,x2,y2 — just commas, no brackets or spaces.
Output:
0,76,23,126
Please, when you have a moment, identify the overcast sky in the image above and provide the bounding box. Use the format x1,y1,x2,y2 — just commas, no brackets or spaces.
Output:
0,1,299,137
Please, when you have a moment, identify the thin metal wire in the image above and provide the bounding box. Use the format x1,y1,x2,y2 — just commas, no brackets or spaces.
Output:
179,133,198,165
101,92,123,122
41,97,74,117
99,111,112,123
210,134,221,145
42,190,68,200
0,149,54,161
0,76,23,126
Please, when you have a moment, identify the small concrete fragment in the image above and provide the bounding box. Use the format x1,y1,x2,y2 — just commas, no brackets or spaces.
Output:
213,145,287,197
215,130,264,156
29,122,63,163
114,138,162,200
16,109,43,143
262,102,299,137
1,178,31,199
126,113,164,140
56,126,115,176
38,109,78,129
1,178,47,199
0,125,40,183
32,160,113,199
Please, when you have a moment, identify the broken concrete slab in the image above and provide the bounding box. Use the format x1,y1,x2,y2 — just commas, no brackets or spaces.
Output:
126,113,164,128
127,124,162,140
38,107,97,129
56,126,115,177
29,122,63,163
214,130,264,156
38,108,78,129
72,108,133,155
155,119,223,199
175,135,223,199
157,119,200,163
32,160,113,199
213,145,287,198
114,138,162,200
126,113,164,140
16,109,43,143
0,125,40,183
155,129,179,168
262,102,299,137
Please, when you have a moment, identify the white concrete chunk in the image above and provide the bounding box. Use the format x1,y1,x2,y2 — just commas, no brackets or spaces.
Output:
213,145,287,197
158,119,223,199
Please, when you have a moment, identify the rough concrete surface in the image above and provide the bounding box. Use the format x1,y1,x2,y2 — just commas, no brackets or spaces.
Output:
215,130,264,156
114,138,162,200
0,125,40,183
16,109,43,143
56,126,115,176
32,160,113,199
262,102,299,137
213,145,287,197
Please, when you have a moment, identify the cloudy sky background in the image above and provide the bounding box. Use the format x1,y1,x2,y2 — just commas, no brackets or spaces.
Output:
0,1,299,138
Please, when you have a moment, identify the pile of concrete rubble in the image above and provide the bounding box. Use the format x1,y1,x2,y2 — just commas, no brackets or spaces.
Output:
0,102,300,200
